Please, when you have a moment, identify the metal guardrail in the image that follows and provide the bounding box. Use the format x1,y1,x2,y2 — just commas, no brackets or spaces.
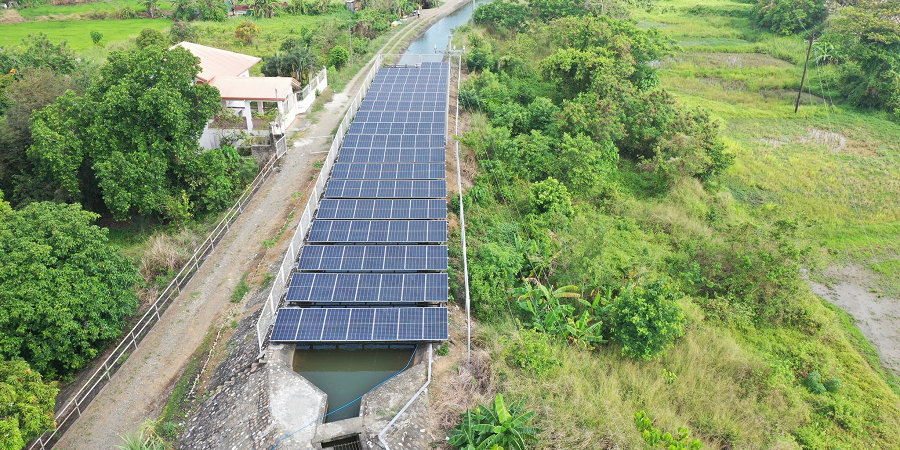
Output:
27,139,285,450
254,53,385,352
298,68,328,102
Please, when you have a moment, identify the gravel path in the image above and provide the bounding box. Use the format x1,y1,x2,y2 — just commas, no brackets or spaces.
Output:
52,4,469,448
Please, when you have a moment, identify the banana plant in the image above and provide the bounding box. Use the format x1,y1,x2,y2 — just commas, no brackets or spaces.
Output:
448,394,539,450
563,310,605,350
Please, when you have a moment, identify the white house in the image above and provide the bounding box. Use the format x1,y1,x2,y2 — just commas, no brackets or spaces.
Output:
173,42,326,149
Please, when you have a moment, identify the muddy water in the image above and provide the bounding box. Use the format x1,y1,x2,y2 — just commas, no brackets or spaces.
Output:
293,344,416,422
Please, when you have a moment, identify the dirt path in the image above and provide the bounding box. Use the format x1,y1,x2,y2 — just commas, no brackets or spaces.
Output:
809,265,900,375
53,3,472,448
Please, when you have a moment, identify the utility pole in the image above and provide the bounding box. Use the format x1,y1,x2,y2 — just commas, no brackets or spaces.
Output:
795,31,814,113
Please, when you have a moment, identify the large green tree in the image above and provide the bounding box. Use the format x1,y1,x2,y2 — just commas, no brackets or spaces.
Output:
0,360,57,449
829,0,900,117
28,46,252,221
0,198,140,378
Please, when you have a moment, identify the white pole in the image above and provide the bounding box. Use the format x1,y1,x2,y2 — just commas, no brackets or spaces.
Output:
453,54,472,362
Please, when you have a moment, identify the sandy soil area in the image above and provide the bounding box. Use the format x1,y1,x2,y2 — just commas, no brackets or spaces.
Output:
809,265,900,375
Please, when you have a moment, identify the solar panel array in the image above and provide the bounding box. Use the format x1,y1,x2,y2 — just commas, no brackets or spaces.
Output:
271,61,450,344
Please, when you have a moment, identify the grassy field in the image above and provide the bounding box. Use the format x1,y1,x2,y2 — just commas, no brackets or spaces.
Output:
633,0,900,292
15,0,175,20
0,17,170,50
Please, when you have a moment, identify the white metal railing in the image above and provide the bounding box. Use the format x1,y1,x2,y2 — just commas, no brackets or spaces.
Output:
28,149,286,450
298,68,328,102
254,53,384,352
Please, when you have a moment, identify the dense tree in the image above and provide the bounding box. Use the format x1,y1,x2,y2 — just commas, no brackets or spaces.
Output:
29,46,253,222
0,198,140,377
0,360,57,449
0,69,73,205
473,0,531,32
829,0,900,117
753,0,827,35
135,28,167,49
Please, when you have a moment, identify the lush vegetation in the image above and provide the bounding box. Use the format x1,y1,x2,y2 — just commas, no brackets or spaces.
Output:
29,45,256,221
0,361,57,450
451,0,900,448
448,394,539,450
0,198,140,378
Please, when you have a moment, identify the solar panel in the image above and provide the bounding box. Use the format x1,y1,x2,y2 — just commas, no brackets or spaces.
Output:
269,307,449,342
316,199,446,219
330,163,446,180
287,273,448,303
297,245,448,272
308,220,447,243
337,148,445,164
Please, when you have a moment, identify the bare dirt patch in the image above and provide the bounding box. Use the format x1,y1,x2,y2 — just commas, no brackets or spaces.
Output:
809,264,900,375
0,9,25,24
795,128,882,157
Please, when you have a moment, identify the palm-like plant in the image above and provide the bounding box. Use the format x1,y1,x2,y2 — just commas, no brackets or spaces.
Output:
139,0,160,17
448,394,539,450
252,0,277,18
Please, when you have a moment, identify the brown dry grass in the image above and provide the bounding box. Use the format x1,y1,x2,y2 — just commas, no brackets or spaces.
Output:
137,230,201,302
0,9,25,24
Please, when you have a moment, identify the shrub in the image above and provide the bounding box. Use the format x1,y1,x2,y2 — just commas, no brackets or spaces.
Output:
327,45,350,69
635,411,703,450
90,31,103,46
235,21,260,45
503,329,559,376
607,280,686,360
802,371,827,394
136,28,167,49
169,22,197,44
529,177,573,217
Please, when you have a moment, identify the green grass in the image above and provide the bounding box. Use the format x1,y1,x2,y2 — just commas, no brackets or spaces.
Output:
230,273,250,303
0,18,170,50
15,0,175,20
155,328,216,444
634,0,900,276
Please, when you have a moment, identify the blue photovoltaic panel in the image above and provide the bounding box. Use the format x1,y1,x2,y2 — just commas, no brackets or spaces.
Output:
308,220,447,243
297,245,448,272
337,148,445,163
267,62,450,347
330,163,446,180
340,134,444,150
325,180,446,199
270,307,448,342
287,273,448,303
316,199,446,220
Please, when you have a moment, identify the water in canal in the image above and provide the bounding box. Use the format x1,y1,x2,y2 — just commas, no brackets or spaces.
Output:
401,0,491,64
293,344,417,422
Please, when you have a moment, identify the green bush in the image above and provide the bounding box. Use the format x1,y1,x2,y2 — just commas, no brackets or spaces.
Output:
607,280,686,360
528,177,573,217
327,45,350,69
502,329,559,376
